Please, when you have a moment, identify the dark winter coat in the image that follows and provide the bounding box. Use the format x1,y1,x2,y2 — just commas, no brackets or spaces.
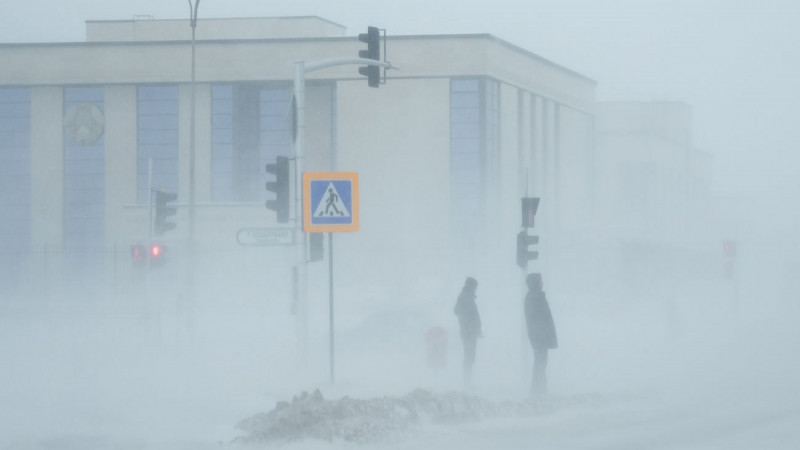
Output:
525,290,558,350
454,289,482,340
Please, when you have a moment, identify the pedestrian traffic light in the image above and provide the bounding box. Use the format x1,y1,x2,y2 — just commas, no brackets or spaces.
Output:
517,231,539,268
521,197,540,228
265,156,290,223
358,26,381,88
723,239,737,258
154,190,177,236
309,232,324,262
131,244,146,265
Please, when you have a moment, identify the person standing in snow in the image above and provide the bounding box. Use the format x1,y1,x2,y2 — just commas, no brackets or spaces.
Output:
524,273,557,396
454,276,482,382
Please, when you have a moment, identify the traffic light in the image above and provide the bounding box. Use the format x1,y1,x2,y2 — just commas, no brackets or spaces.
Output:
358,26,380,88
149,243,166,266
131,244,146,265
723,239,737,258
154,190,177,236
309,233,324,262
265,156,290,223
521,197,540,228
517,231,539,268
130,243,165,266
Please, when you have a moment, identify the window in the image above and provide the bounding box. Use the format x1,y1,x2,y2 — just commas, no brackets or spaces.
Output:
211,84,292,202
137,85,179,203
63,86,105,249
449,78,500,244
0,88,31,250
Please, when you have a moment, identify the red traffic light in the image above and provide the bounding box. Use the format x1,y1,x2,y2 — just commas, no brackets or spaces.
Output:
723,240,737,258
131,244,146,263
150,244,163,259
521,197,540,228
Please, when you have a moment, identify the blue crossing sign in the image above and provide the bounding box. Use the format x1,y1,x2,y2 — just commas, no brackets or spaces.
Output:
303,172,359,232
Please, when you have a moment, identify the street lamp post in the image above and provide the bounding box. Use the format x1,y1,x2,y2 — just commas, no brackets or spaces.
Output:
188,0,199,244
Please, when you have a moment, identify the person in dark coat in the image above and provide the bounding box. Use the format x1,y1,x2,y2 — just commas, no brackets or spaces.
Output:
454,276,482,381
524,273,557,395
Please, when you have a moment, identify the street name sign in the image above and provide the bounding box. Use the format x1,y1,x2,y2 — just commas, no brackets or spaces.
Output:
303,172,359,232
236,228,294,246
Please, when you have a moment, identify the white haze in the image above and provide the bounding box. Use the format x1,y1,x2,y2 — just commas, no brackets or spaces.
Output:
2,1,800,449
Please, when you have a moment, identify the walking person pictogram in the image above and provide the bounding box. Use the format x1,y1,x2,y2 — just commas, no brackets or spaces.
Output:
304,173,358,232
324,187,344,216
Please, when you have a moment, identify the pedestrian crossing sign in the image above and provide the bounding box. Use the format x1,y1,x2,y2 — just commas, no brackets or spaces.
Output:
303,172,359,232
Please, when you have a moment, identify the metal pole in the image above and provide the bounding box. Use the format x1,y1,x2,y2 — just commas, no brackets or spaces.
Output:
522,168,530,377
293,62,309,363
147,159,153,322
147,158,153,268
188,0,199,244
328,232,334,382
289,55,394,375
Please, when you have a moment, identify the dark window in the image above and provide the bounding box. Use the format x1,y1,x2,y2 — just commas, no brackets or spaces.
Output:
211,84,292,202
137,85,179,203
449,78,499,243
0,88,31,250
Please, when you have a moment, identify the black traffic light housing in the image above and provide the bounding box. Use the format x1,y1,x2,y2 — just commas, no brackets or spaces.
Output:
309,233,324,262
521,197,540,228
265,156,290,223
154,190,177,236
358,26,381,88
517,231,539,268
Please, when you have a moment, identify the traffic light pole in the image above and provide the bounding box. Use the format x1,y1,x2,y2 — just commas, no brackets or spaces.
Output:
292,57,395,369
293,62,309,365
302,57,394,74
328,232,334,382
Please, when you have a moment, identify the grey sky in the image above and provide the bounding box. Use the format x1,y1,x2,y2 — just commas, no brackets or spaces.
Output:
2,0,798,213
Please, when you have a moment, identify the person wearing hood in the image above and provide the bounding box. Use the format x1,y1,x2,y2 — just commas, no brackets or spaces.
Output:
524,273,557,395
454,276,482,382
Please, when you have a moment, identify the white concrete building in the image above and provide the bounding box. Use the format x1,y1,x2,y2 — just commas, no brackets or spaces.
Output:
0,16,597,306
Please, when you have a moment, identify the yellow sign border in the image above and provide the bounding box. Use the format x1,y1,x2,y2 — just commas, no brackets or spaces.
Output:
303,172,359,232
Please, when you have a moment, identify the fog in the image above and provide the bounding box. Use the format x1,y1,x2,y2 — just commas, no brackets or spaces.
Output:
2,1,800,449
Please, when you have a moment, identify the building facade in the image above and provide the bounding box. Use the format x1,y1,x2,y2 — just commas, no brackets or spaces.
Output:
0,16,597,306
594,101,713,300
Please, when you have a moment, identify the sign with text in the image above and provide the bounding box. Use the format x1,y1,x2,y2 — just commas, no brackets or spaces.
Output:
236,228,294,246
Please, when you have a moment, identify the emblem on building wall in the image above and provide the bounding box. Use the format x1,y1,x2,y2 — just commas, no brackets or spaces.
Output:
64,102,105,145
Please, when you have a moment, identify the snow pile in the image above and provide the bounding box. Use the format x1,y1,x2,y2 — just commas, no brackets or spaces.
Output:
234,389,568,444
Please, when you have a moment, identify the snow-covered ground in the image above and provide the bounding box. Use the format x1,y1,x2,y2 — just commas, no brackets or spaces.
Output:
2,249,800,449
